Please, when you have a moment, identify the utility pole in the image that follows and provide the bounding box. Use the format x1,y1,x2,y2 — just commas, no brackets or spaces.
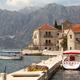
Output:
62,23,64,51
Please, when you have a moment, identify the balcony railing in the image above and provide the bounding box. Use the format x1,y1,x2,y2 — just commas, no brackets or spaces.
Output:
44,35,53,38
44,43,53,46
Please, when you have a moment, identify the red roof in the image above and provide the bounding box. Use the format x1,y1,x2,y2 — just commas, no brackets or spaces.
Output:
71,24,80,32
63,50,80,54
38,23,55,30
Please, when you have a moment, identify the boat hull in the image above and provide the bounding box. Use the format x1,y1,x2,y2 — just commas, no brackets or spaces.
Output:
0,56,22,60
62,61,80,69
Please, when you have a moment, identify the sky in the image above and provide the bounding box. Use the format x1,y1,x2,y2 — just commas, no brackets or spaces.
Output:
0,0,80,11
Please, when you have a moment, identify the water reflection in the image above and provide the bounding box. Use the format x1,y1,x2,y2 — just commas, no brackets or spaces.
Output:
51,69,80,80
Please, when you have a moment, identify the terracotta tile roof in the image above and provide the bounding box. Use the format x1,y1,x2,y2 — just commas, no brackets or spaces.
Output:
71,24,80,32
38,23,55,30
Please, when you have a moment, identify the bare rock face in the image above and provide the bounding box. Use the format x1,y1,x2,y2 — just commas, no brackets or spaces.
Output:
0,3,80,48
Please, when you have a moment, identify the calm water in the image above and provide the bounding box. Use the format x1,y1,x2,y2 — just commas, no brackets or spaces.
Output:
0,56,49,73
51,69,80,80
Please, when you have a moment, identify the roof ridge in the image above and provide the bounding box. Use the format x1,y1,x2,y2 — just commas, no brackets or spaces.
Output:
38,23,56,30
71,23,80,32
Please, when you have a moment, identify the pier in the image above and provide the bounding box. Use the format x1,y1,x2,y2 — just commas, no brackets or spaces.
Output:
0,55,62,80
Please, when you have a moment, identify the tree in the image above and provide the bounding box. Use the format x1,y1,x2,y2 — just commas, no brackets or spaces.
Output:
57,25,62,30
54,20,62,30
54,20,58,28
61,36,67,50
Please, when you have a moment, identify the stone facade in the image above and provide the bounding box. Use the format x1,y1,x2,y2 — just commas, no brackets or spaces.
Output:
32,24,59,50
32,23,80,51
64,29,75,50
75,32,80,50
63,24,80,50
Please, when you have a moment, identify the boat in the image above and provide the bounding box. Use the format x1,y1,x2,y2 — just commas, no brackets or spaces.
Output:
0,49,23,60
62,50,80,69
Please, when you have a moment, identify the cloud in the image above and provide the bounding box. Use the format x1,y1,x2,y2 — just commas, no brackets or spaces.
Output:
53,0,80,6
1,0,80,11
5,0,31,10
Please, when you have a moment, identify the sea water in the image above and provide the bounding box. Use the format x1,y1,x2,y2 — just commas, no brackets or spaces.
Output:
0,56,49,73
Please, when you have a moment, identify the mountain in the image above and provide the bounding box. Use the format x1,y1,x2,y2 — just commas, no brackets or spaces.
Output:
0,3,80,49
19,6,40,15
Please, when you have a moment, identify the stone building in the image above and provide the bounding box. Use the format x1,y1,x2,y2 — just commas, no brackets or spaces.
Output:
32,24,59,50
71,24,80,50
61,24,80,50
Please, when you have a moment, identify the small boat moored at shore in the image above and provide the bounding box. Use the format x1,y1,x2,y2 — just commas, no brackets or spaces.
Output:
0,49,23,60
62,50,80,69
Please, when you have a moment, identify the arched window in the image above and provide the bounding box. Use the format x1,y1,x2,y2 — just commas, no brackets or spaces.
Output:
49,40,51,44
49,32,51,36
45,40,48,44
70,35,72,39
45,32,48,35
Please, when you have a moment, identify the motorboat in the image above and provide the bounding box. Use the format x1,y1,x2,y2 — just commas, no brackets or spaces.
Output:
0,49,23,60
62,50,80,69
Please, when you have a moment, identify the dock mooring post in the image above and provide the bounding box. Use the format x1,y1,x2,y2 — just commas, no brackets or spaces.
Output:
3,66,7,80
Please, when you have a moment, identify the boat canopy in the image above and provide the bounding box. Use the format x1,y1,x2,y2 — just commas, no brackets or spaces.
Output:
63,50,80,54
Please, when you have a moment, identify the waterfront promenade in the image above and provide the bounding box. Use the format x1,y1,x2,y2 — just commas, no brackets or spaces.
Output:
0,55,62,80
22,49,62,56
22,49,42,55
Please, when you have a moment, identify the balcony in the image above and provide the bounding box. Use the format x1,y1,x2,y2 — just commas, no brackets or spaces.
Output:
44,43,53,46
44,35,53,38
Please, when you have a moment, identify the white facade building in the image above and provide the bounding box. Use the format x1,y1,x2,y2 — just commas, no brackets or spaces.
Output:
64,24,80,50
64,29,75,50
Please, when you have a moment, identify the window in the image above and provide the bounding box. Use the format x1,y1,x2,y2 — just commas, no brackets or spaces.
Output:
49,40,51,44
57,41,59,43
45,32,48,35
34,34,37,39
76,38,80,42
70,47,72,50
45,31,51,36
45,47,47,49
45,40,48,44
44,31,53,38
49,47,51,50
49,32,51,36
70,35,72,39
45,40,51,45
57,33,59,35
